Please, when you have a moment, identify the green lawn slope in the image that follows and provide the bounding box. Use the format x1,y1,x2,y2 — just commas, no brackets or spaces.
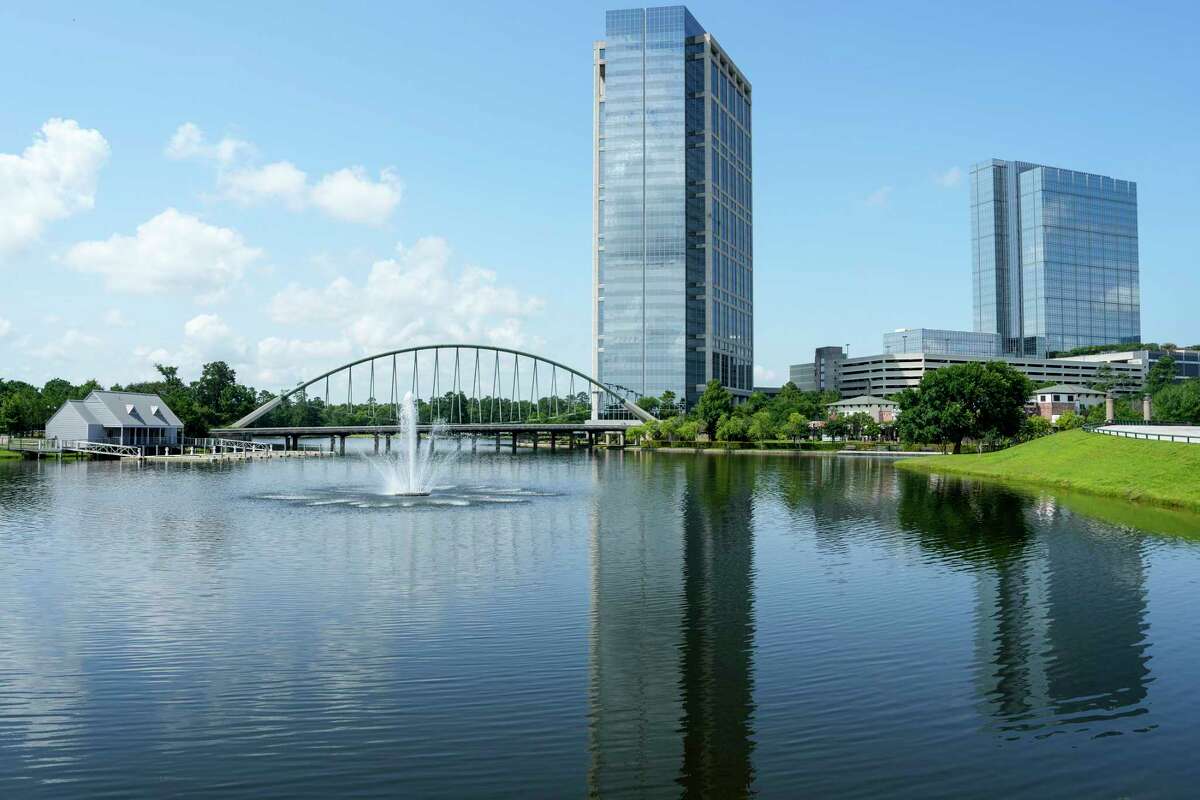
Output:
898,429,1200,512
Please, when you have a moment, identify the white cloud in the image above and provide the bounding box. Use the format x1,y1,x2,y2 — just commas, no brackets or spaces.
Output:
753,365,779,385
255,336,354,386
263,237,542,383
183,313,245,357
0,317,11,337
866,186,893,207
29,328,102,360
936,166,963,188
309,167,402,225
0,118,110,253
103,309,132,327
222,161,308,208
64,208,263,302
164,122,250,166
166,123,402,225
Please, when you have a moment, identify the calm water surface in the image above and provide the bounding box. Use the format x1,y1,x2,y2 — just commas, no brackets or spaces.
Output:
2,445,1200,798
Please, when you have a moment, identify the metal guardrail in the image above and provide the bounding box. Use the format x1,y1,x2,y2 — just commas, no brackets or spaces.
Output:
1085,424,1200,444
1,436,62,453
62,440,143,458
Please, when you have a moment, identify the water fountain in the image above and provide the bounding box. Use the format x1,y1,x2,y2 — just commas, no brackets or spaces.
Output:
369,391,444,496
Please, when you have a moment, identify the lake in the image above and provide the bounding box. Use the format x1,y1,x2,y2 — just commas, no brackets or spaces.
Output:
2,445,1199,798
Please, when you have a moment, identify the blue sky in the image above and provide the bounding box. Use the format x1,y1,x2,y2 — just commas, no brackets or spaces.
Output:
1,0,1197,389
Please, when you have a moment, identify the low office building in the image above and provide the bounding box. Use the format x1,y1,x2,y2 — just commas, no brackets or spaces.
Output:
46,390,183,448
1068,347,1200,381
837,352,1144,398
826,395,900,423
883,328,1000,358
1029,384,1106,423
789,345,847,393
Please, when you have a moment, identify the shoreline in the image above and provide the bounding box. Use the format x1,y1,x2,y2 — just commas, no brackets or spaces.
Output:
897,430,1200,514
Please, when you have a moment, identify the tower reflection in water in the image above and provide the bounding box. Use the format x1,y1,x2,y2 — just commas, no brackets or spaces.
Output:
896,473,1151,733
587,453,756,799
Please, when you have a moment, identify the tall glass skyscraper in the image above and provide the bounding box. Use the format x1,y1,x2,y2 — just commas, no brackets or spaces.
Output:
971,160,1140,356
593,6,752,408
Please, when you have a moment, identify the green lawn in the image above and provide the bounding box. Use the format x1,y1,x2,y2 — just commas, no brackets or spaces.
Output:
898,429,1200,512
0,449,22,460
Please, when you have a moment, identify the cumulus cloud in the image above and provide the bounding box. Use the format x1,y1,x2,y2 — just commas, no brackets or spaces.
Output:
255,336,354,387
64,208,263,302
866,185,893,207
183,313,245,358
222,161,309,209
167,123,402,225
262,237,542,383
164,122,250,166
0,118,110,253
936,166,963,188
309,167,402,225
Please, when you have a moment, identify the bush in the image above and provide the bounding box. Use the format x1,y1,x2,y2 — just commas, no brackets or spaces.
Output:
1021,415,1054,441
1054,410,1085,430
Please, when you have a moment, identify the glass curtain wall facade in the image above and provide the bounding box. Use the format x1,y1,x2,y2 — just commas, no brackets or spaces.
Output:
971,160,1139,356
594,6,752,408
883,328,1000,357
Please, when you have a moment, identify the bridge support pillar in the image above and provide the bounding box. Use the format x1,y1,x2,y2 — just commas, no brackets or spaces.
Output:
373,434,380,454
495,435,500,451
511,432,518,453
550,432,557,451
532,432,538,451
338,435,346,456
385,435,392,453
330,435,336,453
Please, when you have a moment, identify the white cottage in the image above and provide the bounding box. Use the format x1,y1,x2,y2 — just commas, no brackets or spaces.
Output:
45,390,183,449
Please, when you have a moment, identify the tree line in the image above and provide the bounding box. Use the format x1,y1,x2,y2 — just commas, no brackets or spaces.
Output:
0,362,261,437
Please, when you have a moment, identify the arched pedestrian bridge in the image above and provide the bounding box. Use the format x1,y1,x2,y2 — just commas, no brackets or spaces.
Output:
211,344,656,453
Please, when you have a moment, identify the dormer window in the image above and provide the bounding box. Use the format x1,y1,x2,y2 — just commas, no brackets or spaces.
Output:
126,404,135,414
151,405,160,416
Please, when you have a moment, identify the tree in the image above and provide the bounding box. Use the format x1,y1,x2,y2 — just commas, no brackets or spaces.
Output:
781,412,807,443
659,415,682,442
693,380,732,438
743,391,770,415
825,416,849,441
1153,379,1200,424
676,419,700,442
658,390,678,418
636,395,660,414
747,410,775,441
1145,356,1177,395
715,413,749,442
842,412,877,441
896,362,1032,454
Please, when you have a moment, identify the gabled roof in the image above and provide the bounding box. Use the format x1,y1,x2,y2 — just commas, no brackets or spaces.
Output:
827,395,898,407
1033,384,1104,396
51,399,101,426
84,390,184,428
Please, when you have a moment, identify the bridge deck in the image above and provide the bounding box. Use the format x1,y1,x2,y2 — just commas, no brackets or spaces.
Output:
212,422,639,438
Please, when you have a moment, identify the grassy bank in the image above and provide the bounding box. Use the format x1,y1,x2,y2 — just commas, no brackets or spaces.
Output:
0,449,21,460
898,429,1200,512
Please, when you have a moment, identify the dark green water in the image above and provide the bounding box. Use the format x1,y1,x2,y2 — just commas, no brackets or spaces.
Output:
1,447,1199,798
